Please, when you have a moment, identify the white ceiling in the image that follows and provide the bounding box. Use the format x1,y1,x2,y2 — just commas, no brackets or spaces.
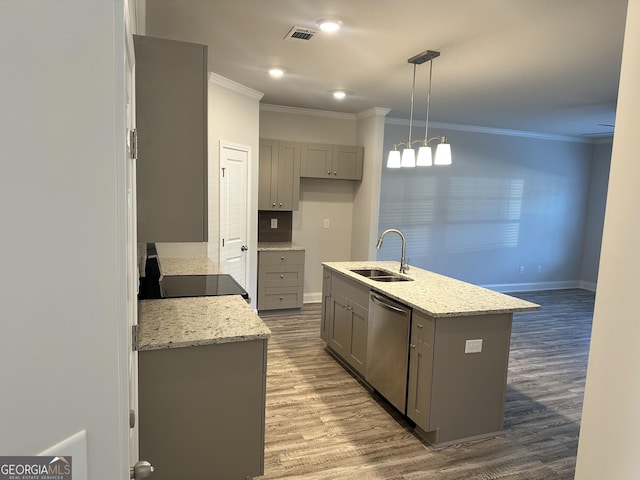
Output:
144,0,628,138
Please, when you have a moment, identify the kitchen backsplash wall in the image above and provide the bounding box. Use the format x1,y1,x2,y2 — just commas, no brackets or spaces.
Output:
258,210,292,242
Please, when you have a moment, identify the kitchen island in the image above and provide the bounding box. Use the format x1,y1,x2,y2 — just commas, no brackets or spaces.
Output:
137,256,271,480
321,261,539,447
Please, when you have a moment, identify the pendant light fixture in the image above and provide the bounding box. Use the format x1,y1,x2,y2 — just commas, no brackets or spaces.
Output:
387,50,452,168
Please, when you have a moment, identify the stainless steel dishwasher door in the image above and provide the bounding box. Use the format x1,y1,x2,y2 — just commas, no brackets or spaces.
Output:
366,291,411,413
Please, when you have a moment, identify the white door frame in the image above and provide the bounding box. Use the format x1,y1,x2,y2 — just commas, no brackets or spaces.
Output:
219,140,252,289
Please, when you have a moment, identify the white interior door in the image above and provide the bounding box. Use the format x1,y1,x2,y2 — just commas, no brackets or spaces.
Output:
220,142,250,288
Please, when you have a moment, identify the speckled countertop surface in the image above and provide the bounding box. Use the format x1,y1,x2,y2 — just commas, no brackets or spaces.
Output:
323,261,540,318
138,295,270,351
137,256,270,351
257,242,305,251
159,257,220,275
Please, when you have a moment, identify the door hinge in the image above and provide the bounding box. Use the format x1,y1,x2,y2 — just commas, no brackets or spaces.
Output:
129,129,138,160
132,325,139,351
222,238,225,247
221,167,226,177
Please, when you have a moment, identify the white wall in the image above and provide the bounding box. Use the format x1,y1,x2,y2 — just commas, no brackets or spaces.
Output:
0,1,129,478
208,74,263,308
575,1,640,477
352,108,390,261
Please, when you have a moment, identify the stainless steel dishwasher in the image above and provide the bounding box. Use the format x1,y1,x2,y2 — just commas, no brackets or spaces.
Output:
367,291,411,413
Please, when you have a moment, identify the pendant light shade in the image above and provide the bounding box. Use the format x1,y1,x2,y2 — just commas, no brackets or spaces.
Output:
401,148,416,168
434,142,452,165
387,49,452,169
416,145,433,166
387,149,401,168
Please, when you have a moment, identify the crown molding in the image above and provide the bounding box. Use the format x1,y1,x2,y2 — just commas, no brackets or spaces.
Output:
260,103,356,120
385,117,597,144
208,73,264,101
356,107,392,120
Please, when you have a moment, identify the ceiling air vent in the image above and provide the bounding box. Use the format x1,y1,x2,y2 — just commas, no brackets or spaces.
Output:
284,26,318,41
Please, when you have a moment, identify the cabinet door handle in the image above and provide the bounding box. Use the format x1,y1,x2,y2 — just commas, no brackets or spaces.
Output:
410,344,416,349
279,203,283,207
280,256,285,260
327,170,331,175
417,323,423,329
280,274,284,278
272,203,276,207
279,296,284,301
333,171,337,175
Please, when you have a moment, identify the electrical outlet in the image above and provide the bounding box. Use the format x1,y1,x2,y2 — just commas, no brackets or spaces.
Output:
465,339,483,354
323,218,330,228
270,218,278,229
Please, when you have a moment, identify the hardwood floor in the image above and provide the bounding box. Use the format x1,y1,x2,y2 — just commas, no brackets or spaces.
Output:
258,289,594,479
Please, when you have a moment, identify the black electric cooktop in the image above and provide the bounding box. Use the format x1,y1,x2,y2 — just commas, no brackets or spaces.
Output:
138,274,249,301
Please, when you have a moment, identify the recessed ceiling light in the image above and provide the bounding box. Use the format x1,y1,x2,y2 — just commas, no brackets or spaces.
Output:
333,90,347,100
317,18,342,32
268,67,285,78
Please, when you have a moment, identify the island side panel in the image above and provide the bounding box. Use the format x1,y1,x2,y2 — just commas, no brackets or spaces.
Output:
138,339,267,480
424,312,513,446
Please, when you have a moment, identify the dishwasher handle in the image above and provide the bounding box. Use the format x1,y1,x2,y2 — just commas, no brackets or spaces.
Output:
370,292,409,315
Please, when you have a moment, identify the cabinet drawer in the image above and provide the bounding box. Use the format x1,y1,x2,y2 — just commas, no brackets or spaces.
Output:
260,265,303,287
258,250,305,266
259,286,303,310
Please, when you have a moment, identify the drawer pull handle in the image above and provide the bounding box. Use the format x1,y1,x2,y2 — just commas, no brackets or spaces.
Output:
280,256,285,260
279,297,284,301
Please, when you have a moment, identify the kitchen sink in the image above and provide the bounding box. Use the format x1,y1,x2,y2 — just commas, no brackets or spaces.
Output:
350,268,413,282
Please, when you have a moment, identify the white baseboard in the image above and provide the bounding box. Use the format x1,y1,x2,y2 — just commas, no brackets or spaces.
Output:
479,280,582,293
304,292,322,304
579,280,597,292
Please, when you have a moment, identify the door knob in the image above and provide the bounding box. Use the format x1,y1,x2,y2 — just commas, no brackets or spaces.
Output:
130,460,154,479
241,245,248,251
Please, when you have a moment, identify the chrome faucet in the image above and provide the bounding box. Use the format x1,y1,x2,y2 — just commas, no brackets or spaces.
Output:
375,228,408,274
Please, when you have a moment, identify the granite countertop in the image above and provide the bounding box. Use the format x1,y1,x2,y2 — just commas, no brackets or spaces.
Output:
323,261,540,318
159,257,220,275
138,295,271,351
257,241,305,251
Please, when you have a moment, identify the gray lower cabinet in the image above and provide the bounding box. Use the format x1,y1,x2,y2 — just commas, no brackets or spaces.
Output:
321,269,515,447
300,143,363,180
257,249,305,310
325,271,368,376
320,267,332,342
138,339,267,480
134,35,208,242
407,311,513,446
259,139,300,211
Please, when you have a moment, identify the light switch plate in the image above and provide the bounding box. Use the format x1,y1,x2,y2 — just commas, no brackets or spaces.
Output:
465,339,483,354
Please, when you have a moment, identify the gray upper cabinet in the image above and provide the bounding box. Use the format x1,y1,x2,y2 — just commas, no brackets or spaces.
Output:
258,139,300,211
134,35,208,242
301,143,363,180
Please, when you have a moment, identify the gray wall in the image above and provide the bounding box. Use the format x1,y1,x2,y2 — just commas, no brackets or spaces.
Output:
580,141,612,289
378,123,609,291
